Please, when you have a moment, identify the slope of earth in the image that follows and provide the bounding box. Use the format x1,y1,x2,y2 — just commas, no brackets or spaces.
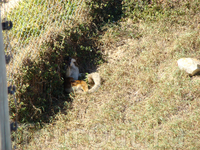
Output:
21,8,200,149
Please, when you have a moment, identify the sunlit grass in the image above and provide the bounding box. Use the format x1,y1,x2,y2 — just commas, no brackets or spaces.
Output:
8,0,200,149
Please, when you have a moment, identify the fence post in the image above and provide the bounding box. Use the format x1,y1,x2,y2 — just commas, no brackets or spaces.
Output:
0,8,12,150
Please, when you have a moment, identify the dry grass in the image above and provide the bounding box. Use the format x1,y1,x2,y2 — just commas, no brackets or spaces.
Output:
9,1,200,149
14,8,200,149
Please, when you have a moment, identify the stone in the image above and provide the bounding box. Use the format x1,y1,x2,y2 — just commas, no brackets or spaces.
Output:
177,58,200,76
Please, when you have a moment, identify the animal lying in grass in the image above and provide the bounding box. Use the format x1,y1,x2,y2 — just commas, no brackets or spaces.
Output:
64,57,100,94
64,73,101,94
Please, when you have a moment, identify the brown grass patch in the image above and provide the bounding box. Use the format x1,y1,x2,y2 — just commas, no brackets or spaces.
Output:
11,1,200,149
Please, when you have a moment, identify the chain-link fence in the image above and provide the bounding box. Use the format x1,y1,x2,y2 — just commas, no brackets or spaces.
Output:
2,0,84,76
1,0,88,123
1,0,123,148
1,0,89,148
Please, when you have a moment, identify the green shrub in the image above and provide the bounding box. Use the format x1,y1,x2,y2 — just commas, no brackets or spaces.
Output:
12,21,104,123
86,0,123,26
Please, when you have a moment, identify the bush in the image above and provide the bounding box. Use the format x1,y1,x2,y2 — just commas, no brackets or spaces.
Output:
86,0,123,26
12,19,104,123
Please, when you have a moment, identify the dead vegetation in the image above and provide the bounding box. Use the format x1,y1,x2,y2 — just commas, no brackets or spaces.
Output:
8,0,200,149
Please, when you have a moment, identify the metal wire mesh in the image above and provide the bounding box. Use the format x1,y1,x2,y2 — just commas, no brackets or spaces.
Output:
1,0,86,148
1,0,86,124
2,0,85,96
2,0,84,76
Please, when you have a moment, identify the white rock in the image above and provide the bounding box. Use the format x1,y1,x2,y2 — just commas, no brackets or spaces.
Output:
177,58,200,76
